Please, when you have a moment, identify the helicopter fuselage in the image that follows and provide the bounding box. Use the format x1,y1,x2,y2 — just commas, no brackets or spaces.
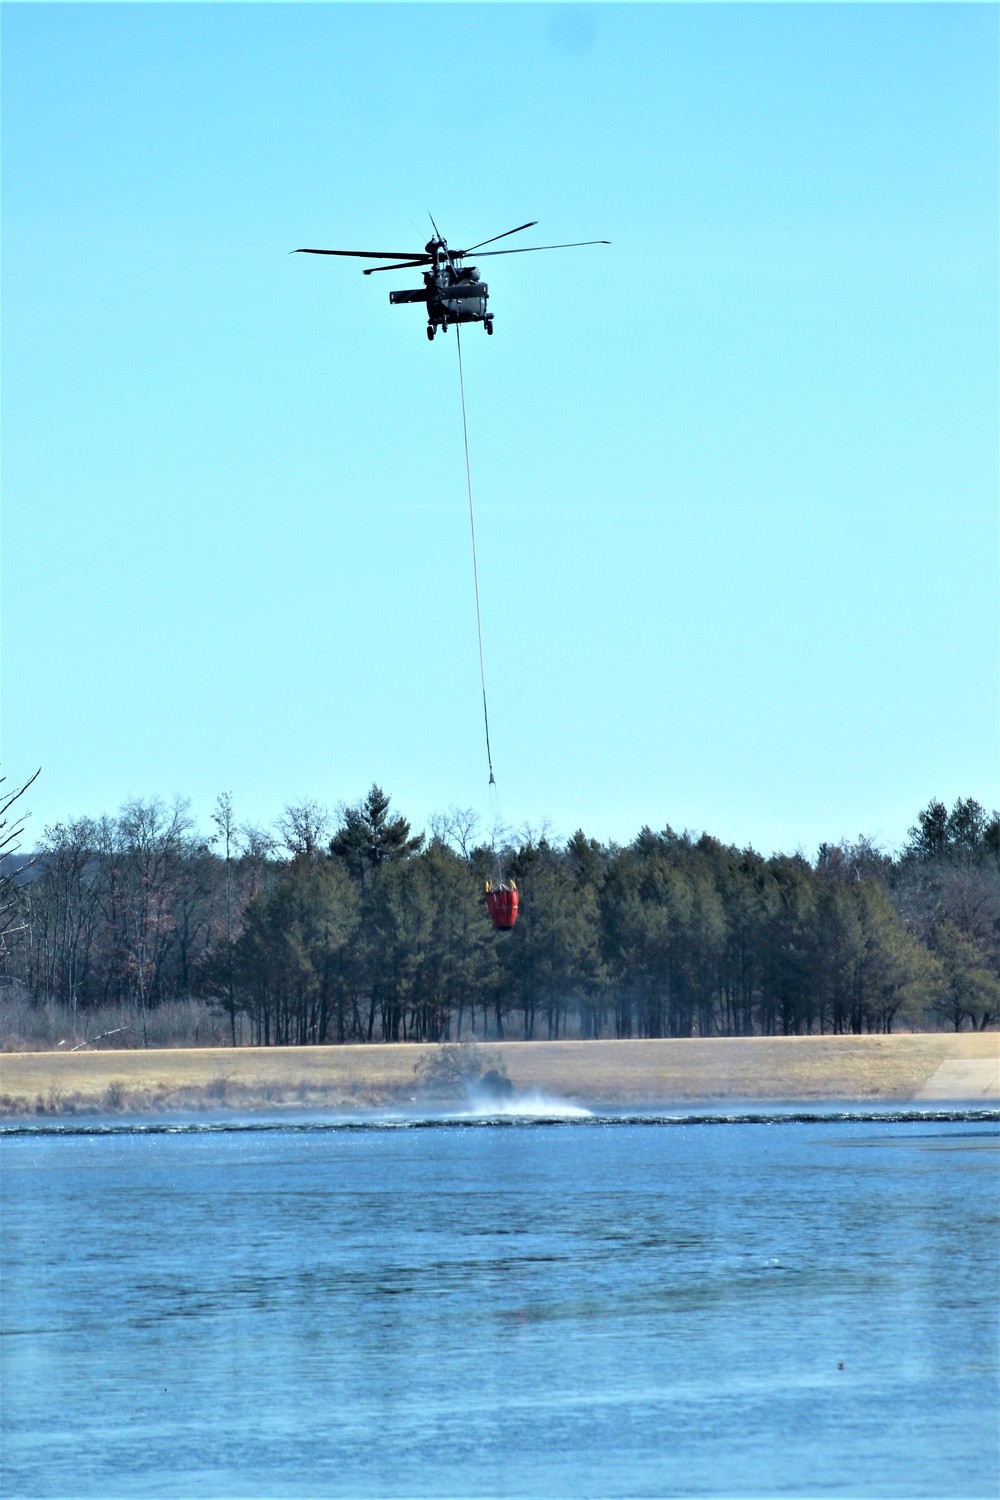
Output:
388,242,493,339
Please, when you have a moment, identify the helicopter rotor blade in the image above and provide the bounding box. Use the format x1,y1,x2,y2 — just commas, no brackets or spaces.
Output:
471,240,610,259
294,248,426,260
363,259,432,275
456,221,538,255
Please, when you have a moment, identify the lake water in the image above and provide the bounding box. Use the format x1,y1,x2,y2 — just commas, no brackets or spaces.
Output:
2,1107,998,1499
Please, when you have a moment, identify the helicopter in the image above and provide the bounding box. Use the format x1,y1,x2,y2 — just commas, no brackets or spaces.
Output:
294,219,609,339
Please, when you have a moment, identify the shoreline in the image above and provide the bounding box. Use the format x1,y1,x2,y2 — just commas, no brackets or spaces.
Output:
1,1033,997,1117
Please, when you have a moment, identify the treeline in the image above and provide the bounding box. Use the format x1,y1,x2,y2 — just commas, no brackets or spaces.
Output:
2,787,998,1045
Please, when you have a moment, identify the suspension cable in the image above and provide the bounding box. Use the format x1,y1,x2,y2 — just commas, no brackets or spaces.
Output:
455,325,496,787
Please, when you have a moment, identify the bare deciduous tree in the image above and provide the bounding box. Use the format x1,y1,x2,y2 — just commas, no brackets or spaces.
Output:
0,768,40,958
277,800,331,859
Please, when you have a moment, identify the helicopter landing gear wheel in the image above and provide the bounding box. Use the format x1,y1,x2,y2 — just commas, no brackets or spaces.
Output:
426,324,435,341
485,317,494,336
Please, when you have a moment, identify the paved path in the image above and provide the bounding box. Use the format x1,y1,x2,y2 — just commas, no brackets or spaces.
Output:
916,1055,999,1100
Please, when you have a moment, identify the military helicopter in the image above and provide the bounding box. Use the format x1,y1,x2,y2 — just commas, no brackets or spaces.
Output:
294,218,609,339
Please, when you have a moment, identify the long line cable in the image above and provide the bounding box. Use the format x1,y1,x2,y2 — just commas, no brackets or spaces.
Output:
455,324,496,788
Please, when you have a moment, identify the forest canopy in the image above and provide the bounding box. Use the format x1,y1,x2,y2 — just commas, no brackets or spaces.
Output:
2,789,998,1046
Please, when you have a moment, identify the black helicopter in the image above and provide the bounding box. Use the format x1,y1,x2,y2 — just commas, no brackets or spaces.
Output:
294,219,609,339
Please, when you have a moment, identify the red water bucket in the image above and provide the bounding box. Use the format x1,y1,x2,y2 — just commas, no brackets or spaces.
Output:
485,885,519,932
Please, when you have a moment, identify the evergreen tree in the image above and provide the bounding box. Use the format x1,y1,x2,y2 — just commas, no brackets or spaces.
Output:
330,784,425,884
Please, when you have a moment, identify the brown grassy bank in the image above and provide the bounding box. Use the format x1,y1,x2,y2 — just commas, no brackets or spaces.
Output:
1,1033,997,1117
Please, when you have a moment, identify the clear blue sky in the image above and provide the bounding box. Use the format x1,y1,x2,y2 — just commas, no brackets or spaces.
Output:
3,3,997,856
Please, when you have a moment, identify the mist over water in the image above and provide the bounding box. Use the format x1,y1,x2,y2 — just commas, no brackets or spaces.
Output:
2,1113,998,1499
463,1089,593,1119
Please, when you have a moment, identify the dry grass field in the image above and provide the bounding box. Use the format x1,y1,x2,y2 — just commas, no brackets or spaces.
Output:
1,1032,997,1116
